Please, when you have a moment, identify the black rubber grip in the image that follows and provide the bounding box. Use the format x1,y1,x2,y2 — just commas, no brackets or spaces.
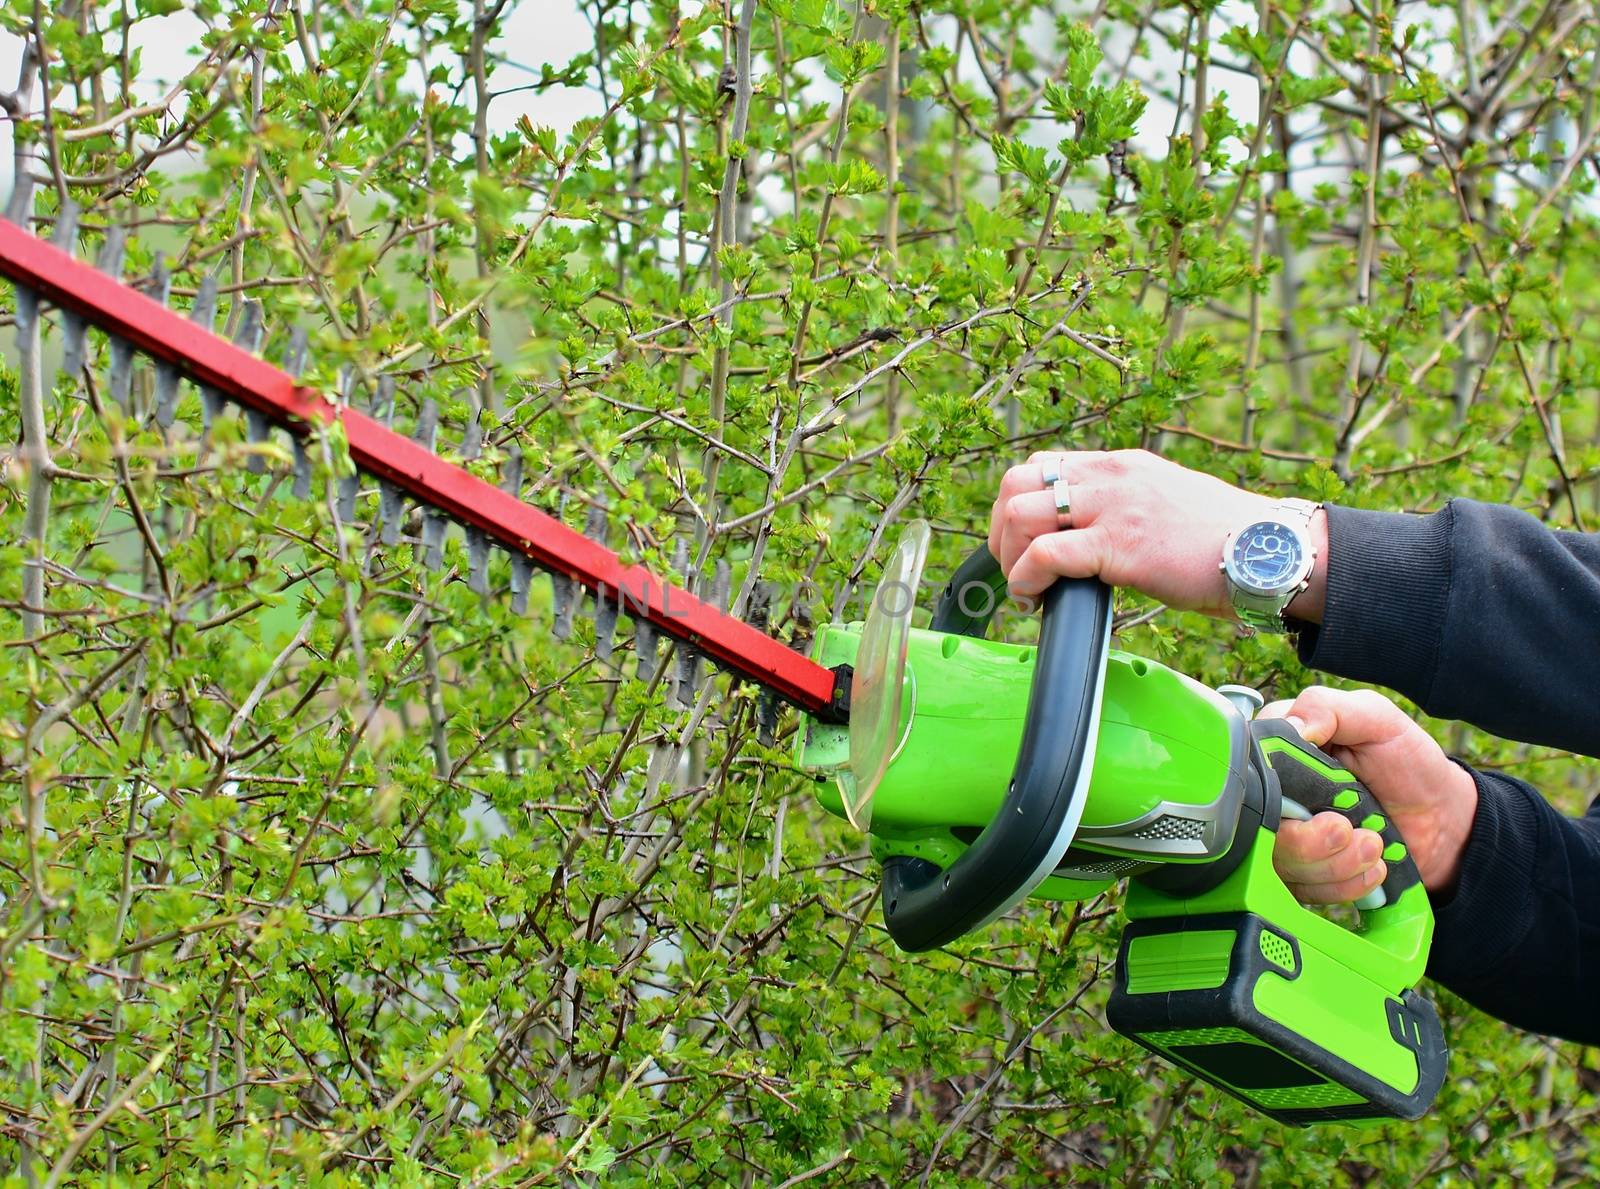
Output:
1251,719,1423,906
883,546,1112,951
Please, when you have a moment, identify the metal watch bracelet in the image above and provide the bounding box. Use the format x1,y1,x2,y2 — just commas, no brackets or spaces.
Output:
1231,498,1320,634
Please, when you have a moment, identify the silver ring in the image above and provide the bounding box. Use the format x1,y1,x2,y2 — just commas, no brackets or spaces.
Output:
1040,458,1063,487
1052,477,1073,529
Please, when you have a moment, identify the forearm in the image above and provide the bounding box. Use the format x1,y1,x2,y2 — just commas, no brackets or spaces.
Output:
1426,765,1600,1045
1291,500,1600,754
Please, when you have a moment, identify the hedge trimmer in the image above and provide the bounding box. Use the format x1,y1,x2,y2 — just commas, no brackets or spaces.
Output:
1,188,1445,1126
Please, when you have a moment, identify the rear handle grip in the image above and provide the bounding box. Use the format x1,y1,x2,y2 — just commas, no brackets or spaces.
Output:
1251,719,1424,909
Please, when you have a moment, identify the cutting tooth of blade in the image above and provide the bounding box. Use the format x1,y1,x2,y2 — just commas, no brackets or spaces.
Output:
151,255,182,428
108,335,135,409
245,409,271,474
674,565,723,705
292,439,313,499
95,224,128,276
376,375,397,424
413,398,439,450
510,555,532,614
80,226,127,393
232,301,268,468
336,473,359,522
192,274,219,329
41,203,78,368
461,411,484,461
61,308,86,377
551,574,576,639
233,299,264,351
379,482,405,546
189,275,221,421
14,283,37,335
594,591,619,663
577,507,608,624
676,554,727,710
744,581,772,631
674,641,703,710
52,199,79,248
466,528,491,594
201,387,226,429
151,252,173,304
745,581,780,742
95,234,130,405
756,691,780,745
6,177,34,225
670,542,700,708
417,401,444,567
422,510,447,570
282,326,309,376
501,449,524,497
635,620,659,682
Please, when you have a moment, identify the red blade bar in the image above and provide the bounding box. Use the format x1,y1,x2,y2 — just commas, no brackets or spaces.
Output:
0,216,839,715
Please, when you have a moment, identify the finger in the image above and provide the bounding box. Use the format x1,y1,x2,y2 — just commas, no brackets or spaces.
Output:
1257,700,1312,744
999,453,1110,509
996,489,1069,574
1274,818,1382,887
1007,526,1111,599
1025,448,1111,469
1284,685,1411,749
997,461,1050,507
1273,813,1355,879
1284,860,1388,906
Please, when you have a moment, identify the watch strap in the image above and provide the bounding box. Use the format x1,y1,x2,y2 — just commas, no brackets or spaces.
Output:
1278,497,1319,532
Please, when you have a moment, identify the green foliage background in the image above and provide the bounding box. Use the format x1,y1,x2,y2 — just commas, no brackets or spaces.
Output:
2,0,1599,1182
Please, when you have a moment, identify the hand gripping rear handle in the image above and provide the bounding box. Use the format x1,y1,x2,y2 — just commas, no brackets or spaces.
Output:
1251,719,1432,978
881,547,1112,951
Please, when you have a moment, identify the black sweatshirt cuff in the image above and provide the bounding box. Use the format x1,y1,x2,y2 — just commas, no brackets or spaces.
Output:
1292,503,1455,698
1424,766,1541,988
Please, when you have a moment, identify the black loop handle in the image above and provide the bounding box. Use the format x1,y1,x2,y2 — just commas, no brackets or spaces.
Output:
930,544,1012,637
882,546,1112,951
1251,719,1424,907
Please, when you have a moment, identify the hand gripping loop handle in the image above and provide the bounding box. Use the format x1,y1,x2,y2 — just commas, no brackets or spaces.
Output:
882,546,1112,951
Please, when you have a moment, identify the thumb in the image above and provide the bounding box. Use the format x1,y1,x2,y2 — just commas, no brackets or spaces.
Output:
1263,689,1338,748
1257,699,1313,745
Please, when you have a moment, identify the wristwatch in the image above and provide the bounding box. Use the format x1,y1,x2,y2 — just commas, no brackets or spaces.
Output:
1220,498,1321,633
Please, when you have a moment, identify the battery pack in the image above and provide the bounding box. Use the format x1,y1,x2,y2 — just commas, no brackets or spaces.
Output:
1107,912,1447,1125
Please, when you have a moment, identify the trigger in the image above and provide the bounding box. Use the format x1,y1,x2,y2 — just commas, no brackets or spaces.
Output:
1356,886,1388,911
1280,797,1313,823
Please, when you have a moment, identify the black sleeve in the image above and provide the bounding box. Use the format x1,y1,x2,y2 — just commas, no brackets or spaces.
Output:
1293,499,1600,756
1425,765,1600,1045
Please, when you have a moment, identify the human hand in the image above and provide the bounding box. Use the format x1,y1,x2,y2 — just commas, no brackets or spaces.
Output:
988,449,1328,620
1265,686,1478,902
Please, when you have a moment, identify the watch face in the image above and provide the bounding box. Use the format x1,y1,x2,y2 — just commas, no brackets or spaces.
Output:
1229,521,1306,593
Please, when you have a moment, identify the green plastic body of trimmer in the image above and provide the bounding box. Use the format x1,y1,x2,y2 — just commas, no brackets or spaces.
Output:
795,621,1446,1125
799,622,1248,900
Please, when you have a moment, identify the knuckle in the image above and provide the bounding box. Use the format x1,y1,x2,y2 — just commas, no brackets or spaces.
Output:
1352,688,1397,717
